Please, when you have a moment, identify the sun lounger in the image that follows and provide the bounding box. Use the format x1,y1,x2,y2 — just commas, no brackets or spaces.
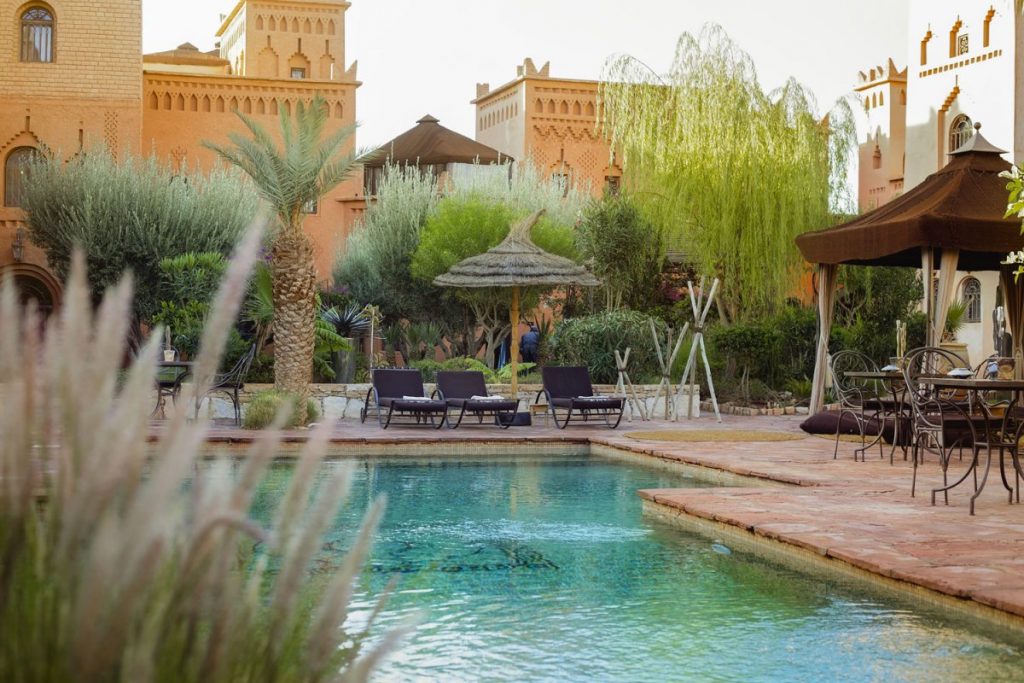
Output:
361,368,447,429
537,366,624,429
434,370,520,429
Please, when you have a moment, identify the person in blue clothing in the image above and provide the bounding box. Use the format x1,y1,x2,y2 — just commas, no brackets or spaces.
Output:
520,323,540,363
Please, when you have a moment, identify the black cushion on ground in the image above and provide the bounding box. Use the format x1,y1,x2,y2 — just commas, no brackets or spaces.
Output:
800,410,881,436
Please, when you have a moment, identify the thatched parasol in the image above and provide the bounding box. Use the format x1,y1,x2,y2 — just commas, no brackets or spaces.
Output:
433,209,600,396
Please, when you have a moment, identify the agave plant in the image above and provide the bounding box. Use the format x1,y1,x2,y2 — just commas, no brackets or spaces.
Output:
0,226,407,681
321,304,371,338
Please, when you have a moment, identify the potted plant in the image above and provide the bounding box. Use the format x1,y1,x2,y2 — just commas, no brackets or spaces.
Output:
939,299,970,367
321,304,370,383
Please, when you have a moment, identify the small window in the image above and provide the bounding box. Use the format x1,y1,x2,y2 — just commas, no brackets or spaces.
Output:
20,6,54,63
962,278,982,323
957,33,969,55
302,199,318,214
291,67,306,79
5,147,38,207
949,114,974,152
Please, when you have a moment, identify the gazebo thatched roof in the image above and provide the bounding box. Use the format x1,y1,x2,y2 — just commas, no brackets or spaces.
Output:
364,115,510,168
796,126,1021,270
433,210,600,288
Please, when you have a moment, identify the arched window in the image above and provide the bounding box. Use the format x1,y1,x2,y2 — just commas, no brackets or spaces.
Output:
950,114,974,152
962,277,982,323
20,6,54,63
5,147,38,207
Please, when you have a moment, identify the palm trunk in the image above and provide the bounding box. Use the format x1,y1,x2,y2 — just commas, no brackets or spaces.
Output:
271,228,317,425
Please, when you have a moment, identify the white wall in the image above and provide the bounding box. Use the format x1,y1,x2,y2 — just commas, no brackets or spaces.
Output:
904,0,1017,187
475,82,527,162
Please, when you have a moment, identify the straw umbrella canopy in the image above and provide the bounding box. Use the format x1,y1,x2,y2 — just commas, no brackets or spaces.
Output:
433,209,600,396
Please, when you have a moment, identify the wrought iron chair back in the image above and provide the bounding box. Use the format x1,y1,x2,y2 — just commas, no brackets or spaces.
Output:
901,346,970,434
828,350,879,409
197,344,256,425
827,350,884,460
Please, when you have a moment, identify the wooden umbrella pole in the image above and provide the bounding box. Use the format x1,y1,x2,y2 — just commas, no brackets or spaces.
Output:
510,285,520,398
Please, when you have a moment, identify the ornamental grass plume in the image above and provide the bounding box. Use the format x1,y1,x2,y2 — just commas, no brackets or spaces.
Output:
0,223,406,682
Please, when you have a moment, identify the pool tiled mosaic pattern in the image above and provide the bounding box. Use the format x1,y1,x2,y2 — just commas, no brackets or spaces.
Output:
168,413,1024,625
241,454,1024,680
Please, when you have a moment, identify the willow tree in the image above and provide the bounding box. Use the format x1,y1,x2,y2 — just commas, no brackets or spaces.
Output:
601,25,855,322
205,96,364,422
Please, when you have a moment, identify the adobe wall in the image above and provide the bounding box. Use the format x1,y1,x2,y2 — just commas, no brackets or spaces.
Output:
141,72,362,280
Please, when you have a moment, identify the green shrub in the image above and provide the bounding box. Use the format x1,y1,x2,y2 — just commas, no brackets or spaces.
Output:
408,359,444,383
243,389,321,429
21,149,255,326
410,356,492,383
784,376,814,401
709,322,779,402
575,194,665,311
546,310,666,384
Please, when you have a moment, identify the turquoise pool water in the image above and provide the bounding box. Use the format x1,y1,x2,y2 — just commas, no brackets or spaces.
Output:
248,454,1024,681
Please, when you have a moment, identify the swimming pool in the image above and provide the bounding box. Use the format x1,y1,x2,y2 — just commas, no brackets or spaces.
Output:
248,453,1024,681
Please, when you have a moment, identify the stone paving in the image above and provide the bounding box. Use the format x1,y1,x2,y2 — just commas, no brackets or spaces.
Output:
162,412,1024,622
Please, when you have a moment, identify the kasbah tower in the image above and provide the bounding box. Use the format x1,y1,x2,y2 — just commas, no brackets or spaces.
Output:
0,0,362,309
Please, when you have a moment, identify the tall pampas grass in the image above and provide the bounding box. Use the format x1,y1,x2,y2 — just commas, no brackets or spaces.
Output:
0,223,405,682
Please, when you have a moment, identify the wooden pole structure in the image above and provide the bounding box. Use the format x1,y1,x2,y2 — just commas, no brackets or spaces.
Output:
650,319,687,419
615,348,648,422
510,285,520,397
675,278,722,422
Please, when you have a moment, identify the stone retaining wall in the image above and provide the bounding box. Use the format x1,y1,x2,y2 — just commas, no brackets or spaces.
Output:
188,382,702,423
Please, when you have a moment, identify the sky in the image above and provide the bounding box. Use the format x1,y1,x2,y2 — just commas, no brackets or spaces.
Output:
142,0,910,149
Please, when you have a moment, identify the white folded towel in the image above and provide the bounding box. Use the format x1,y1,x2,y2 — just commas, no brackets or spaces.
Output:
471,395,504,400
579,395,610,400
401,395,431,401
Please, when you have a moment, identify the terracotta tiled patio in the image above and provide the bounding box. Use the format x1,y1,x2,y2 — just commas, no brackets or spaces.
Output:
165,413,1024,625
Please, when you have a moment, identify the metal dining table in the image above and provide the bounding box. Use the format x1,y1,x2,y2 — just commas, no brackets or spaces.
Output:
920,376,1024,515
843,370,910,463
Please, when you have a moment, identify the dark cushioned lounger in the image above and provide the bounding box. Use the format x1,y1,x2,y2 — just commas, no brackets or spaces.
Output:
435,370,520,429
537,366,624,429
361,368,447,429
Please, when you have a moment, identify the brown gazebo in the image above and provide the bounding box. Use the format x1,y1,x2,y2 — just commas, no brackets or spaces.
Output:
796,125,1023,412
362,114,510,195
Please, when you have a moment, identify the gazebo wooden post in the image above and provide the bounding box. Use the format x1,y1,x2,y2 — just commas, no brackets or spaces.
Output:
510,285,520,397
809,264,838,414
922,247,935,346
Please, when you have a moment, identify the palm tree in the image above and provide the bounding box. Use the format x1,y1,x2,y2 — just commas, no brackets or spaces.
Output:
205,95,365,423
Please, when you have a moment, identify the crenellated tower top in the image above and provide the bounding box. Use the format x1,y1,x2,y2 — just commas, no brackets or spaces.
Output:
215,0,356,82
